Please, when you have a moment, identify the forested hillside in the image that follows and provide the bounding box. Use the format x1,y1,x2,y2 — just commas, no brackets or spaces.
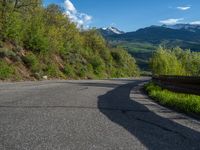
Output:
0,1,139,80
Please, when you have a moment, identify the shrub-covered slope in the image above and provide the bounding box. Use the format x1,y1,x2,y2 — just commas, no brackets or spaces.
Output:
0,2,139,80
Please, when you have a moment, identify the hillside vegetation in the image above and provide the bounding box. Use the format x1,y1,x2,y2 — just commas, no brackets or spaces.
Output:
150,47,200,76
0,1,139,80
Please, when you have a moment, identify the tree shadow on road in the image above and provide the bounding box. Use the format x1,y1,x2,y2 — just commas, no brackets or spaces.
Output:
80,81,200,150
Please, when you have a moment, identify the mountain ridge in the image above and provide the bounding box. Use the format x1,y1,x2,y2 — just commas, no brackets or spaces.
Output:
99,24,200,51
162,24,200,32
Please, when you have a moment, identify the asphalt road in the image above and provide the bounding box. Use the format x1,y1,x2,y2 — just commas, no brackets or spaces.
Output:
0,78,200,150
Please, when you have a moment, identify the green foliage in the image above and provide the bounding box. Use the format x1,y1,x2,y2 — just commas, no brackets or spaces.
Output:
3,12,23,43
150,47,185,75
150,46,200,76
45,63,64,78
145,82,200,115
90,56,105,75
111,51,122,63
74,63,88,77
63,64,75,78
0,1,139,80
83,30,106,52
110,49,140,77
172,48,200,76
23,10,49,52
22,52,41,73
0,61,15,79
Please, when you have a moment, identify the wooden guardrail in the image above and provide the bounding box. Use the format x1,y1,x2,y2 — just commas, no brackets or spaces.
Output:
152,75,200,96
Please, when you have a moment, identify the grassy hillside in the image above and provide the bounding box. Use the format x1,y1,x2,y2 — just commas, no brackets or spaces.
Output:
0,2,139,81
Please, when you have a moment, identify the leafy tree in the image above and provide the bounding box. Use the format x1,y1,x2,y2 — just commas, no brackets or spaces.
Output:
82,30,106,52
150,46,200,76
23,8,49,52
0,0,41,40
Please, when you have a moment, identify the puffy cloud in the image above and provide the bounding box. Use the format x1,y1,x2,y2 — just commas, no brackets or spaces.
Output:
159,18,184,25
177,6,191,11
64,0,76,13
64,0,92,28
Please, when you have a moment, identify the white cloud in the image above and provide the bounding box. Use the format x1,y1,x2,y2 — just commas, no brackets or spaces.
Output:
190,21,200,25
177,6,191,11
64,0,92,28
159,18,184,25
64,0,76,13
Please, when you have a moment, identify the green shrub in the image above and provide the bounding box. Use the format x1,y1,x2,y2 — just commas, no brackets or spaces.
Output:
90,56,105,75
22,52,41,73
45,64,63,78
111,51,122,63
63,64,75,78
150,47,200,76
99,48,111,62
23,11,49,53
82,30,106,51
24,33,49,52
3,12,23,43
69,63,86,78
85,63,95,78
0,61,15,80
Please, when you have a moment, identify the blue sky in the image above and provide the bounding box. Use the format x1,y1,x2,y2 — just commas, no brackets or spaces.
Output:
44,0,200,32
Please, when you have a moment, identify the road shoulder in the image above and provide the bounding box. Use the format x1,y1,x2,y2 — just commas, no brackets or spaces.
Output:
130,82,200,133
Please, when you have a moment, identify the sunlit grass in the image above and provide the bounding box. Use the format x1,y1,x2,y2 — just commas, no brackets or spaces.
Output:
145,82,200,115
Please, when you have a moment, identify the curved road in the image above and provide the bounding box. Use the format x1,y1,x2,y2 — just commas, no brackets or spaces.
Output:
0,78,200,150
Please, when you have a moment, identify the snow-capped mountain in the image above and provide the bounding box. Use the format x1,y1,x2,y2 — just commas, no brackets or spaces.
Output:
98,27,125,36
103,27,125,34
162,24,200,32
